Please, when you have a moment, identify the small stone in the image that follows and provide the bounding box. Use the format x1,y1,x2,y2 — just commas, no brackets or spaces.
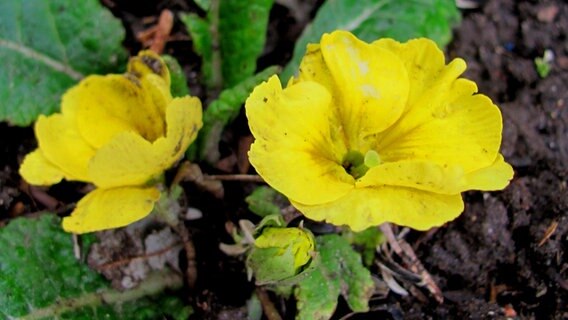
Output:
537,5,559,23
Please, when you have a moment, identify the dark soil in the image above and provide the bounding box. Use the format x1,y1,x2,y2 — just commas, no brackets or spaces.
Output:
411,1,568,319
1,0,566,319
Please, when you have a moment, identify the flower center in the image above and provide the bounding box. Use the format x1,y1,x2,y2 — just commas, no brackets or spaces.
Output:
342,150,382,179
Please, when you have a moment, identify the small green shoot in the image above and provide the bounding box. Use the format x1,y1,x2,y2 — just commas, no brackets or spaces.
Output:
535,49,554,78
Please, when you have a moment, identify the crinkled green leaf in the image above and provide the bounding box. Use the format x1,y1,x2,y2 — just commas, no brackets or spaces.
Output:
246,186,284,217
162,55,190,98
0,215,191,320
294,234,374,320
0,0,127,126
181,0,274,89
189,66,279,162
281,0,461,80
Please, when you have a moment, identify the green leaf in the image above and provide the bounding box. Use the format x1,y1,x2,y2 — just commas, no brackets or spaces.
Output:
180,13,214,87
190,66,279,162
181,0,274,89
246,186,284,217
281,0,461,80
219,0,274,87
162,55,190,98
343,226,385,266
0,215,191,319
0,0,127,126
294,235,374,320
194,0,211,11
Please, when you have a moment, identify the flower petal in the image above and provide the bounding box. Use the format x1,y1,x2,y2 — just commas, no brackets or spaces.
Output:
463,154,514,190
359,155,513,195
358,160,465,194
127,50,171,87
373,38,449,110
320,31,409,149
246,75,353,205
294,43,350,152
377,80,503,173
295,44,335,92
19,150,65,185
35,114,95,182
88,96,202,188
62,187,160,234
292,187,464,231
68,74,169,149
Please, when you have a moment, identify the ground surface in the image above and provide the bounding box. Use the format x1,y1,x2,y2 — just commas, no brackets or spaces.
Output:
0,0,566,319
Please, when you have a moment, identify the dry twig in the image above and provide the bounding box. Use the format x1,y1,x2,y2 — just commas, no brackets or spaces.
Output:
379,223,444,303
204,174,264,183
173,224,198,290
93,242,183,270
538,221,559,246
256,287,282,320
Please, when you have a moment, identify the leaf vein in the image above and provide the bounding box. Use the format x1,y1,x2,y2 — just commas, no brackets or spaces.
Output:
0,38,83,80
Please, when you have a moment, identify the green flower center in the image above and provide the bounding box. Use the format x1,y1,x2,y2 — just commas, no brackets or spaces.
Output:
342,150,382,179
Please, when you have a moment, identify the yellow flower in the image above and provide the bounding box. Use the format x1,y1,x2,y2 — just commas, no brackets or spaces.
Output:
245,31,514,231
247,226,315,284
254,227,315,270
19,51,203,234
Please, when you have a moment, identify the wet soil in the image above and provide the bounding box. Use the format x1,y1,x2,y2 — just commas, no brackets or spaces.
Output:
0,0,566,319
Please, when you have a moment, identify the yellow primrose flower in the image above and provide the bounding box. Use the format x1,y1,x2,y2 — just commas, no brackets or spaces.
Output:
245,31,514,231
19,51,203,234
254,227,315,270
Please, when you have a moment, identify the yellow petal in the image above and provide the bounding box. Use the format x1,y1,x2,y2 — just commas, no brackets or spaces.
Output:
463,154,514,190
373,38,448,111
68,74,169,149
293,187,464,231
294,43,350,153
35,114,95,182
358,160,465,194
377,83,503,173
127,50,171,87
62,187,160,234
295,43,335,92
246,76,353,205
88,96,202,188
19,150,65,185
320,31,409,150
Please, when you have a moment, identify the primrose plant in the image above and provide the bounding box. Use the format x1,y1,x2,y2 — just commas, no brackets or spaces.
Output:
15,26,514,320
20,51,203,233
245,30,514,231
240,31,514,318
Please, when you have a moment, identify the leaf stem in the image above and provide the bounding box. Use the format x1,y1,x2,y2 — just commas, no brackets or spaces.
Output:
19,271,183,320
